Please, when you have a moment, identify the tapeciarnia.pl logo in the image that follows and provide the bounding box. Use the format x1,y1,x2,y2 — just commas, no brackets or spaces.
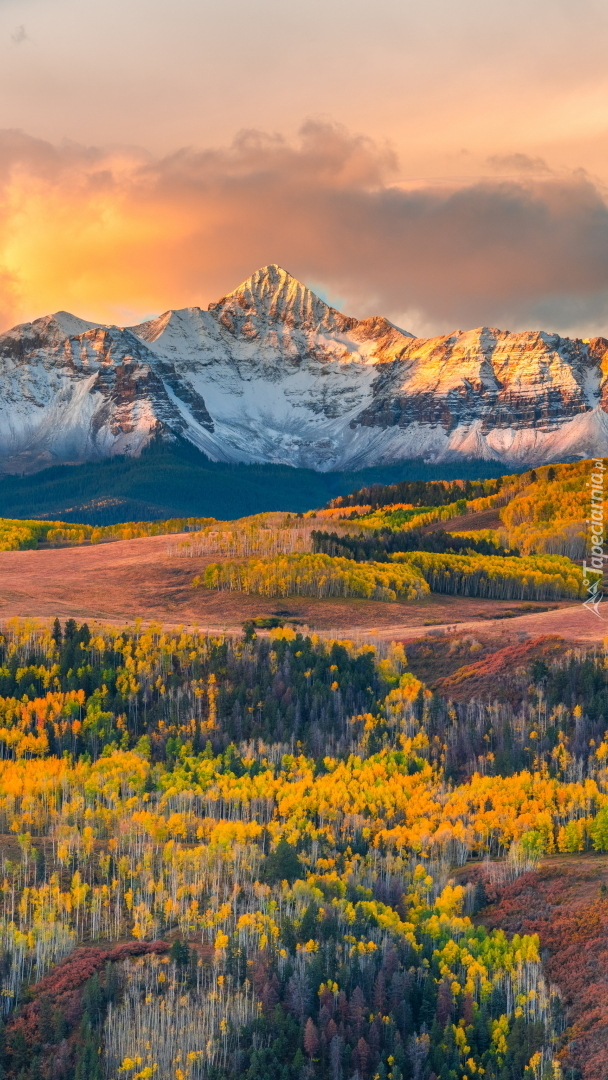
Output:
582,458,605,618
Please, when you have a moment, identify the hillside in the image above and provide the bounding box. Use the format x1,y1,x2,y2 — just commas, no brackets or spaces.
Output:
467,856,608,1080
0,531,592,642
0,618,601,1078
0,458,596,642
0,456,599,1079
0,437,511,526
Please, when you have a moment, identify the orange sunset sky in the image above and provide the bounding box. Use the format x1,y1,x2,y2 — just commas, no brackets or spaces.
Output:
1,0,608,337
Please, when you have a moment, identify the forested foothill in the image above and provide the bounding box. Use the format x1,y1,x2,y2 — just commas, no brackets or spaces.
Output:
0,463,593,613
0,437,510,527
326,478,506,512
188,461,592,605
0,457,597,1079
0,614,599,1079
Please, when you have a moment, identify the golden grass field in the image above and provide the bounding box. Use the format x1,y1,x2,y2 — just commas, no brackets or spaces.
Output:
1,531,602,644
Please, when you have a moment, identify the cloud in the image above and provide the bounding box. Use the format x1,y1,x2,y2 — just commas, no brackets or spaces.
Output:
11,25,28,45
486,152,551,174
1,121,608,337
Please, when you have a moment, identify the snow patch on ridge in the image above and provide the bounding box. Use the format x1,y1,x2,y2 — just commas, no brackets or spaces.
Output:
0,265,607,473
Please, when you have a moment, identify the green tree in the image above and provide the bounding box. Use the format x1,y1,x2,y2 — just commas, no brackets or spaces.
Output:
521,830,546,860
37,995,54,1044
52,1007,67,1043
74,1019,102,1080
169,940,191,967
591,805,608,851
83,973,103,1024
259,839,302,885
298,903,318,944
9,1029,28,1074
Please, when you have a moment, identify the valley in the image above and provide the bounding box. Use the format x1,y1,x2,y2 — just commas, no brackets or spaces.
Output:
0,422,600,1079
0,530,597,643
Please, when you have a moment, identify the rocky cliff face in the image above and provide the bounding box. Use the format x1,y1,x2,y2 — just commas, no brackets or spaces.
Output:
1,264,607,473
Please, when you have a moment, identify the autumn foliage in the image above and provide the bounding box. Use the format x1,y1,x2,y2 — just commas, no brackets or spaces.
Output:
475,857,608,1080
0,615,600,1077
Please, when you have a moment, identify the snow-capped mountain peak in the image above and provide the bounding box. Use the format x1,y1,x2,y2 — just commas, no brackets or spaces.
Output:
51,311,101,337
0,268,607,474
211,263,351,334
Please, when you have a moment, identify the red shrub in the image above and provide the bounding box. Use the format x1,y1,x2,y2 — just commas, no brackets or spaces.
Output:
478,857,608,1080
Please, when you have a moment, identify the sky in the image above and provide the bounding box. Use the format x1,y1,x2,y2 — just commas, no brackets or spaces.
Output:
1,0,608,336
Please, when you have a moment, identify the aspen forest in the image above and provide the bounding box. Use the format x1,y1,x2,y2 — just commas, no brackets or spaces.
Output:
0,458,600,1080
0,519,217,553
183,462,589,604
0,613,601,1080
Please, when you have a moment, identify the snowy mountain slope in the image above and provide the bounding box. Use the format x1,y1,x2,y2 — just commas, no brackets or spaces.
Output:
1,263,607,473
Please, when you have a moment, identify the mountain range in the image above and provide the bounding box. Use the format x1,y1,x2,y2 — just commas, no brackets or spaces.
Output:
1,263,607,475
